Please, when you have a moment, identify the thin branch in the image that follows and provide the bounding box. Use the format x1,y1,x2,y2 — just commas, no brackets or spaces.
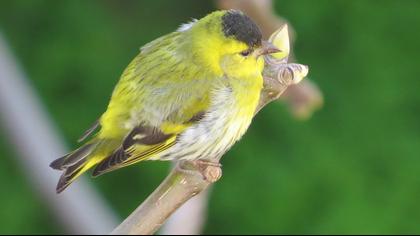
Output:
160,188,210,235
111,164,210,235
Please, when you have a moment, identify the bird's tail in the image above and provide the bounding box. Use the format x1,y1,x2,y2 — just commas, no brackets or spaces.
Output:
50,138,116,193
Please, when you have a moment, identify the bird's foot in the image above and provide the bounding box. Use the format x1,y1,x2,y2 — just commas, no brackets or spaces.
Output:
177,159,222,183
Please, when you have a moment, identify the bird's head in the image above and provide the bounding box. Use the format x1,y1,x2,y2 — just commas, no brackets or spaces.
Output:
184,10,280,78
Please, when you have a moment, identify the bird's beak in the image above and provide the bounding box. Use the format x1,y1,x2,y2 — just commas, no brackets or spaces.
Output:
257,41,281,57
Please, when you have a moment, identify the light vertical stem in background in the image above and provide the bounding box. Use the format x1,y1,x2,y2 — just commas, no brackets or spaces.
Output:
0,33,119,234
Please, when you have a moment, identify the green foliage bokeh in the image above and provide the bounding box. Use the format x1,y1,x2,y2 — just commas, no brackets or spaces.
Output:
1,0,419,234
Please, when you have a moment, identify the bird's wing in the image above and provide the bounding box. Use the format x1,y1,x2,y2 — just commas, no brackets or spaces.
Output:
92,124,177,176
92,112,206,177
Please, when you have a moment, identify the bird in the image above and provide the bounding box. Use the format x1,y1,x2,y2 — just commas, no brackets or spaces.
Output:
50,9,280,193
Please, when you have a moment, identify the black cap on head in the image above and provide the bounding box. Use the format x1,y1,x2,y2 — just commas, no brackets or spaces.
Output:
221,10,262,47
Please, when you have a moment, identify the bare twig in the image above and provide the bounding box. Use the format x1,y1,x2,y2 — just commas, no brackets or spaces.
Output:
110,25,308,235
160,188,210,235
111,164,211,235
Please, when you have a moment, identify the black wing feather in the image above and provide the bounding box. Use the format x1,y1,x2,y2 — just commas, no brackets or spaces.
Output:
92,125,174,177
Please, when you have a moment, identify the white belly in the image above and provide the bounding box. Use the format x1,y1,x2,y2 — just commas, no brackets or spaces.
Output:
156,86,256,161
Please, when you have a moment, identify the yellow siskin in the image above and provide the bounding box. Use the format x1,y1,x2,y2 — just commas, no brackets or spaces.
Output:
50,10,280,193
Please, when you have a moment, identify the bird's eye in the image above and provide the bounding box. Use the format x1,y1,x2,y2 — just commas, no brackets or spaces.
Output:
240,49,252,57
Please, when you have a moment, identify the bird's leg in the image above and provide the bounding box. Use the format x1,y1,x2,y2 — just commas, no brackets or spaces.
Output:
177,159,223,183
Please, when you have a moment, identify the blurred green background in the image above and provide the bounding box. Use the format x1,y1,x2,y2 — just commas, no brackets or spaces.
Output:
1,0,420,234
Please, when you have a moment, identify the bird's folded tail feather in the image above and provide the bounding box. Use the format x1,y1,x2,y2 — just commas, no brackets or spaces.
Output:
50,139,115,193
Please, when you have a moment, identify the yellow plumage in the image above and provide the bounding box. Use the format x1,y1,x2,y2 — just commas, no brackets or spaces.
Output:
50,10,279,193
